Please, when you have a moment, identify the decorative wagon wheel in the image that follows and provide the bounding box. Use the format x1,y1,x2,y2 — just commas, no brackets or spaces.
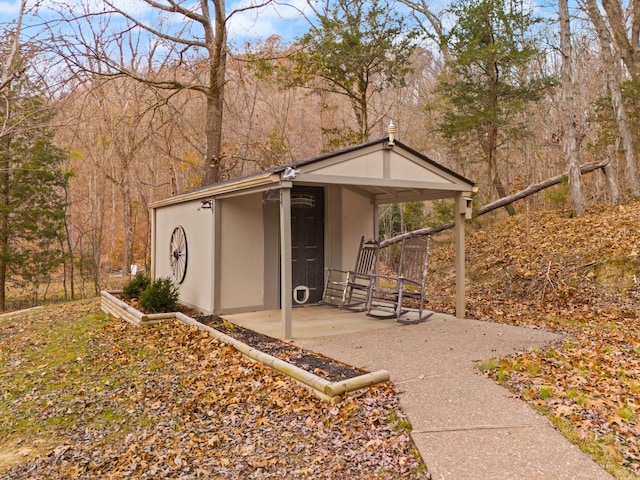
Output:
169,226,188,284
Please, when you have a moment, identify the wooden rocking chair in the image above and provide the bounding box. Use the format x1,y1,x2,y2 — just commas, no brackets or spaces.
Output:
365,236,434,323
322,236,380,310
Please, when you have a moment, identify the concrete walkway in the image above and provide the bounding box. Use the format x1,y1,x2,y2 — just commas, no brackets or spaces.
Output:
290,313,614,480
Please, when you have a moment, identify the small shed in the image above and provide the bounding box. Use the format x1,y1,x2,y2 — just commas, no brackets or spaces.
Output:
150,136,475,339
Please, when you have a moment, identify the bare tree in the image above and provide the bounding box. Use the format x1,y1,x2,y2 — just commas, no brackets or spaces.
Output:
560,0,586,215
582,0,640,197
399,0,450,62
46,0,271,186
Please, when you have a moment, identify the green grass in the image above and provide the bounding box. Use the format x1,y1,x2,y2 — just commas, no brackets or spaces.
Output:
386,410,412,432
496,367,509,382
546,414,636,480
0,307,162,439
618,406,634,421
539,386,553,400
477,358,499,372
526,361,541,376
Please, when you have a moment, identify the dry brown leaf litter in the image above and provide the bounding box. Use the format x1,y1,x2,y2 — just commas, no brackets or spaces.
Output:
425,201,640,478
4,201,640,478
0,300,428,479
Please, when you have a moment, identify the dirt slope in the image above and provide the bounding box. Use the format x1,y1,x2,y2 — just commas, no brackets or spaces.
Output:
425,201,639,478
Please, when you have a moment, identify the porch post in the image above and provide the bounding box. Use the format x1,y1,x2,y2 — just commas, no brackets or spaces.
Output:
211,199,221,313
455,193,466,318
280,185,293,339
150,207,156,279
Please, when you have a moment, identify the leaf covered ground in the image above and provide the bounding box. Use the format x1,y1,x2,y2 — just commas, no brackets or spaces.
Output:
425,201,640,479
0,300,428,479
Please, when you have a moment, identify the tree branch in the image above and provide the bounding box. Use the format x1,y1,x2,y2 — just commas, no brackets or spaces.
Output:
0,0,27,93
101,0,208,49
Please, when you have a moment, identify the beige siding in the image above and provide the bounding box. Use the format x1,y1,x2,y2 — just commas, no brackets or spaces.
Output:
310,153,384,178
340,188,375,270
154,200,214,313
262,201,280,309
219,193,265,312
389,154,452,183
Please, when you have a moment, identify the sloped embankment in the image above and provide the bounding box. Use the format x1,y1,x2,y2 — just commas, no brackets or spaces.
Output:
425,202,639,478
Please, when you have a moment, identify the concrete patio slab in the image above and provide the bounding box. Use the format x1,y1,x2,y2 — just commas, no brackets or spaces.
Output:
223,304,396,338
223,307,614,480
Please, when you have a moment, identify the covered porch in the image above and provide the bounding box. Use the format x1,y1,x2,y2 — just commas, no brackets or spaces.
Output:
273,137,475,339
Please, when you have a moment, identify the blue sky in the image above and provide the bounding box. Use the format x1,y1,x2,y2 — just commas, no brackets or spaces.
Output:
0,0,573,50
0,0,316,46
227,0,315,45
0,0,19,17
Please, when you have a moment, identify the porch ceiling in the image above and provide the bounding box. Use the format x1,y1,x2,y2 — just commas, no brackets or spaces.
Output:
326,183,463,204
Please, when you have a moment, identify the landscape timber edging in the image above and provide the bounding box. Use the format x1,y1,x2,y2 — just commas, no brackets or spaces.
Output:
100,290,390,403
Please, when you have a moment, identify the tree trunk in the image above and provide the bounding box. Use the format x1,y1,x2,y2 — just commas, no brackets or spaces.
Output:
0,152,9,311
359,90,368,140
603,156,623,205
202,0,227,186
380,161,609,247
204,91,225,185
585,0,640,197
64,187,75,300
485,123,516,216
122,182,133,276
0,0,26,94
560,0,585,215
602,0,640,79
485,44,515,216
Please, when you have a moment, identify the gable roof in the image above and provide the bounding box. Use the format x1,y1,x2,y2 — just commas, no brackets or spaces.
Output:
151,137,475,208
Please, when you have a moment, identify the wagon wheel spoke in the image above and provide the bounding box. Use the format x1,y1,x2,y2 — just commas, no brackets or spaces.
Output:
169,226,188,284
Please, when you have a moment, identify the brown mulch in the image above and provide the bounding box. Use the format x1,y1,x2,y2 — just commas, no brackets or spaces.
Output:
195,314,366,382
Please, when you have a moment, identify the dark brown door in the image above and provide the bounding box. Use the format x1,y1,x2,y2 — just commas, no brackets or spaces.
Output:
291,186,325,305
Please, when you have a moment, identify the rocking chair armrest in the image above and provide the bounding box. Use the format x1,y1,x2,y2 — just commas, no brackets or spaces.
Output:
398,277,422,287
325,268,351,287
367,274,401,292
350,272,373,280
326,268,372,284
326,267,349,275
367,273,396,282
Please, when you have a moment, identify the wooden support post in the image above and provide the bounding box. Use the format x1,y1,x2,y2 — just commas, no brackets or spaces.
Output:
280,186,293,339
211,199,221,314
455,194,467,319
150,207,156,279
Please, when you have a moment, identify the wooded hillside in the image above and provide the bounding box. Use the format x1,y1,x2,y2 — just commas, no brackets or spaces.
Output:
424,201,640,478
1,0,640,306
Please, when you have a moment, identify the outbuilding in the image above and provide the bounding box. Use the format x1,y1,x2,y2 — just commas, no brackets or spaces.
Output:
150,135,475,339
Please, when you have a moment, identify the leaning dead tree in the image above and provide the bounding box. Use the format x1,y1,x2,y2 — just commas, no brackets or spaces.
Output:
380,160,609,248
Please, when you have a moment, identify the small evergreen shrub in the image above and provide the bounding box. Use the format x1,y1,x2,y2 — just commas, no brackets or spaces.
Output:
545,176,569,210
121,274,151,301
139,277,180,313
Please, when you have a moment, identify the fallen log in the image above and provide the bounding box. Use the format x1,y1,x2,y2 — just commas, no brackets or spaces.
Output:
380,160,609,248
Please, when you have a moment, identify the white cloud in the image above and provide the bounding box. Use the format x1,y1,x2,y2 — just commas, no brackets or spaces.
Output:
227,0,314,43
0,0,21,17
